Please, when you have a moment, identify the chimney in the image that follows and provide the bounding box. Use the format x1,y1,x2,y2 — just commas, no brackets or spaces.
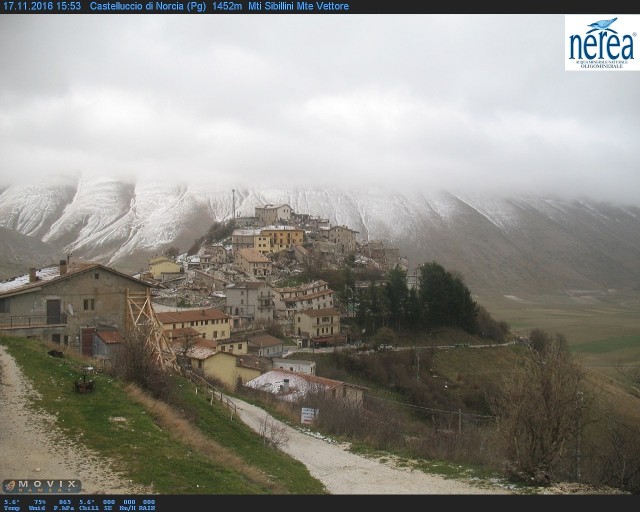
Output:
59,259,68,275
29,268,37,283
283,378,290,393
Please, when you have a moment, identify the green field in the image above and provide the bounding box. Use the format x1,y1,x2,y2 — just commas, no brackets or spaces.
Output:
477,288,640,383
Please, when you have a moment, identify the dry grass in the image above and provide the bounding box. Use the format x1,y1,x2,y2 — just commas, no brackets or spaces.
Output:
124,383,286,494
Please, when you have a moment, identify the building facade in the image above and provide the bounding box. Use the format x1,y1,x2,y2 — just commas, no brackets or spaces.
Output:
272,280,335,319
234,248,272,278
224,281,276,329
255,204,292,225
0,261,152,353
155,307,231,341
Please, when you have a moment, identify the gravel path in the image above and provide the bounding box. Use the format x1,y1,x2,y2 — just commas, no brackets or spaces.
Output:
0,344,510,495
232,397,512,494
0,344,151,495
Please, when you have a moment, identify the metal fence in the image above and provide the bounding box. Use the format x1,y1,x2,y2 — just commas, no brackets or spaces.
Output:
0,314,68,328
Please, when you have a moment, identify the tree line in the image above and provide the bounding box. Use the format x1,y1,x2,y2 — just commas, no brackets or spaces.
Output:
334,261,509,343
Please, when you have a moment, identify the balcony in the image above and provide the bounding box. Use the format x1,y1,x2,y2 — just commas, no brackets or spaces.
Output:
0,314,68,329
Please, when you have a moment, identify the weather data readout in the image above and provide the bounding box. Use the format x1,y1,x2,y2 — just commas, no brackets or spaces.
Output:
2,496,158,512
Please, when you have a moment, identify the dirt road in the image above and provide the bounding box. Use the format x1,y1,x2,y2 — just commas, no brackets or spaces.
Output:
1,343,515,495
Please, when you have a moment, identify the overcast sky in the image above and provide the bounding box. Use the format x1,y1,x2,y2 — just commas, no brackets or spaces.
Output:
1,14,639,204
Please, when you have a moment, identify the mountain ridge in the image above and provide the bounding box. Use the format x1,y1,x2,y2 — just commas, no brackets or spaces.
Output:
1,173,639,297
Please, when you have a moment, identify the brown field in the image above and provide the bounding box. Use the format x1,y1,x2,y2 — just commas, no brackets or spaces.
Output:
476,288,640,388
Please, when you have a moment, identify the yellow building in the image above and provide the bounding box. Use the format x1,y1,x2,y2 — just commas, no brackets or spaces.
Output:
235,248,272,277
148,255,182,280
186,348,269,389
156,308,231,340
293,307,341,341
261,226,304,253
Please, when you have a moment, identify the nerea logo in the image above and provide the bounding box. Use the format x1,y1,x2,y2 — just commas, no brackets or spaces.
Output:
565,15,638,71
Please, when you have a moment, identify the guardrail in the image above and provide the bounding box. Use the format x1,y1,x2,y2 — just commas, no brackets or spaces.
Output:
0,314,68,328
185,370,237,419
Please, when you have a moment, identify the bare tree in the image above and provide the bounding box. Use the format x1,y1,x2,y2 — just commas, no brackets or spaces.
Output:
594,415,640,493
175,332,199,372
110,325,175,400
615,361,640,386
258,414,290,449
487,330,585,484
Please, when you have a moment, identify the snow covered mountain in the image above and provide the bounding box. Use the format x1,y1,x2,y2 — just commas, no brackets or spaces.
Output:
1,172,640,297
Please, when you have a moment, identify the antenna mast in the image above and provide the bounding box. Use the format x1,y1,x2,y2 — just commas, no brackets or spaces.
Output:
232,189,236,220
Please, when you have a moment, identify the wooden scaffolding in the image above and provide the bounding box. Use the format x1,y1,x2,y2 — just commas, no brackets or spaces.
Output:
125,288,179,372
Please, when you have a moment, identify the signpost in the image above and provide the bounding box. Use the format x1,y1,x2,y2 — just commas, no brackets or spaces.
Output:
301,407,318,425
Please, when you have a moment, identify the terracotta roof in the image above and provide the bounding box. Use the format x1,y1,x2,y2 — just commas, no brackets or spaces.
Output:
283,288,334,303
236,248,271,263
156,308,230,324
235,354,270,371
299,307,341,318
164,327,201,340
95,330,124,345
248,333,283,348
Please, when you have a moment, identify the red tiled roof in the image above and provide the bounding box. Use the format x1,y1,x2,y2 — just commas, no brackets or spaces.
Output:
299,307,341,318
164,327,201,340
283,288,334,303
248,333,283,348
96,330,124,345
156,308,230,324
237,248,271,263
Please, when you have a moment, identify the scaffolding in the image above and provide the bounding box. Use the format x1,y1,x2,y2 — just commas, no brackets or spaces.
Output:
125,288,179,372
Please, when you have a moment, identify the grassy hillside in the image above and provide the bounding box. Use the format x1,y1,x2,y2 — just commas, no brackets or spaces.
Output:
0,336,326,495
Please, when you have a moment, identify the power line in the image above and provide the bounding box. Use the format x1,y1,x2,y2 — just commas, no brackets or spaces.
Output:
365,393,496,421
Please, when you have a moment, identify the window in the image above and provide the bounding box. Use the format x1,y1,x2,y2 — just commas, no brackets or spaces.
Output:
0,297,9,313
94,273,99,279
52,333,61,344
83,299,95,311
64,335,69,345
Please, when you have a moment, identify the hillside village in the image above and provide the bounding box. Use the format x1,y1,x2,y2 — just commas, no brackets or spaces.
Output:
0,202,407,401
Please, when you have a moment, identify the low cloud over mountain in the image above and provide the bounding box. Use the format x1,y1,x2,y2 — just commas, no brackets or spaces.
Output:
1,173,639,297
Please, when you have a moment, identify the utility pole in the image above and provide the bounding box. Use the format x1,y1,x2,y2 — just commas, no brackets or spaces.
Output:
575,391,583,480
232,189,236,220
